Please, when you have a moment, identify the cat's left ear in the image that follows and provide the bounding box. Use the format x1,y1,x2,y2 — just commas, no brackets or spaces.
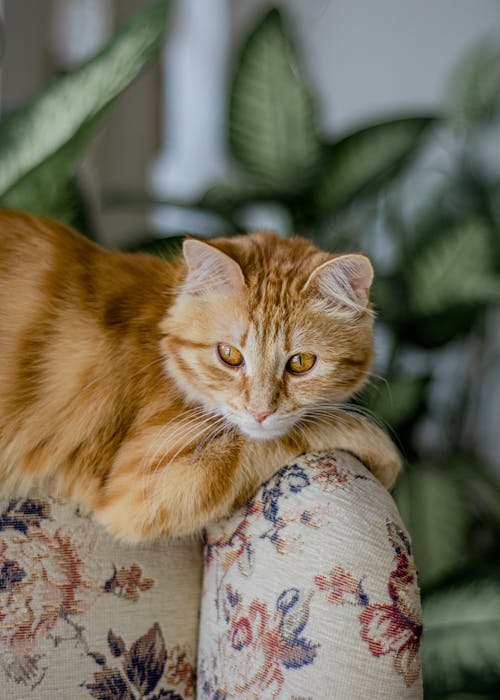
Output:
304,254,374,309
182,239,246,297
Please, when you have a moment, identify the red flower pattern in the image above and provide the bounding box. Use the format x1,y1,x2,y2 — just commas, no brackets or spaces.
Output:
359,523,422,687
314,565,366,606
315,521,422,687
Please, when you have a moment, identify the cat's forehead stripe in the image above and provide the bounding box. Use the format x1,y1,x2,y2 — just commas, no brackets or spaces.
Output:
168,334,213,350
239,327,249,348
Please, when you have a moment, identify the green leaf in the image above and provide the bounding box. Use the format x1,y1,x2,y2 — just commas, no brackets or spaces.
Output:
200,180,271,214
44,176,97,240
423,579,500,694
1,119,97,225
314,117,434,214
0,0,171,219
229,8,320,192
394,465,471,588
409,219,500,316
447,36,500,126
455,459,500,532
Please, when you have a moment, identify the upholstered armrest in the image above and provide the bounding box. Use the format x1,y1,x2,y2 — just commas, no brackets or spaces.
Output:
0,449,422,699
198,450,423,699
0,494,202,698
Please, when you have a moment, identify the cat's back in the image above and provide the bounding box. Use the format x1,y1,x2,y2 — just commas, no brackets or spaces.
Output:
0,209,176,394
0,209,97,302
0,210,95,339
0,208,174,315
0,210,178,490
0,207,90,264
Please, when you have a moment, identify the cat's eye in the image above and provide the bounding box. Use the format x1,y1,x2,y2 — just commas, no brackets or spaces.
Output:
217,343,244,367
286,352,317,375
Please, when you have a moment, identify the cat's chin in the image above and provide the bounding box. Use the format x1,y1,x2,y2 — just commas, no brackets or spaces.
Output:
240,427,286,441
234,421,290,441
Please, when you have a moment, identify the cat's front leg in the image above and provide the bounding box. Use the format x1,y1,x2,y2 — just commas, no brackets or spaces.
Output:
93,414,399,542
93,428,246,541
296,412,401,488
238,412,401,499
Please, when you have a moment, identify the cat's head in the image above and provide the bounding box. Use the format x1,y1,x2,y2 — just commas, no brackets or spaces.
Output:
161,232,374,440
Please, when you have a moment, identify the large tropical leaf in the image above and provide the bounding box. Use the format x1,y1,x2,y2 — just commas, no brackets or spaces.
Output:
0,0,171,220
1,121,99,234
229,8,320,192
200,179,272,215
314,117,434,215
455,458,500,532
447,36,500,125
409,219,500,316
394,465,471,588
423,579,500,695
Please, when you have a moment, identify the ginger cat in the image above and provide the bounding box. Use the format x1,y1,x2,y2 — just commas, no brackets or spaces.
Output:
0,210,400,541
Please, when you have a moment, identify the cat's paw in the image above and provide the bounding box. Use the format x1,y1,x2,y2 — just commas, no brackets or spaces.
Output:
363,439,402,489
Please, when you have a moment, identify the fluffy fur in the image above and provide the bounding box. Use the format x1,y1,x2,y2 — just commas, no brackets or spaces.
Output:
0,210,400,541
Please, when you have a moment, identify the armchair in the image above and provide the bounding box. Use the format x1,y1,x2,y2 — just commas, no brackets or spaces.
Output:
0,450,422,699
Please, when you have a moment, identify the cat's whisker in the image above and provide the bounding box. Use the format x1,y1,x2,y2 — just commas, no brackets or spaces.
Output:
290,418,310,445
337,402,403,447
142,411,223,495
148,416,222,492
158,410,220,457
298,411,352,432
140,408,219,489
139,406,221,501
139,405,212,472
299,401,402,448
190,421,232,467
309,401,385,427
191,418,229,461
190,416,228,456
357,369,391,394
169,416,227,466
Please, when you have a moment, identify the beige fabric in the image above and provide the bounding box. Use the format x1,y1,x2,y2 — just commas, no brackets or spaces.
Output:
0,450,423,699
198,450,423,699
0,496,202,699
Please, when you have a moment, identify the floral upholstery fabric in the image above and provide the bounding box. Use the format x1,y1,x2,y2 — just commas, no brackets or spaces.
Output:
0,450,422,699
198,451,423,699
0,496,201,699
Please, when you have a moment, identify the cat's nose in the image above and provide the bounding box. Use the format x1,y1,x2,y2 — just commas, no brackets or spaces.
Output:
248,408,272,423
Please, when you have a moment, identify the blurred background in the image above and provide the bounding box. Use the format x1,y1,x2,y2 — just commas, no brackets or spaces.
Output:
1,1,500,696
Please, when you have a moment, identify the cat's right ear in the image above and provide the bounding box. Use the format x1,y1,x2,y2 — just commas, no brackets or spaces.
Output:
182,239,247,297
304,253,374,313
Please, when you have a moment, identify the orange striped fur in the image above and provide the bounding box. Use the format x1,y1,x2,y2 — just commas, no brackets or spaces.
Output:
0,210,400,541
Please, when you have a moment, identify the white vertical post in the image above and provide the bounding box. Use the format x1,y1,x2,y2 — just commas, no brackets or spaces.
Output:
49,0,113,69
150,0,230,233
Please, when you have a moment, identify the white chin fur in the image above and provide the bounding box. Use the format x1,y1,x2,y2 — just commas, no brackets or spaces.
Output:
232,417,292,441
241,426,285,440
